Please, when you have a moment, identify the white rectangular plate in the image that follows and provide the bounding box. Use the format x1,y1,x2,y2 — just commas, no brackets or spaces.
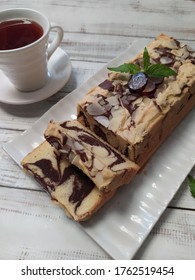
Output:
4,39,195,259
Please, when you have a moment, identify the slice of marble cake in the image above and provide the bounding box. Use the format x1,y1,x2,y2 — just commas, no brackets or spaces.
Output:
44,120,139,192
21,141,115,221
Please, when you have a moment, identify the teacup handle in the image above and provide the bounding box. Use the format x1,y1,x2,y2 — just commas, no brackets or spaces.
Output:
47,22,64,59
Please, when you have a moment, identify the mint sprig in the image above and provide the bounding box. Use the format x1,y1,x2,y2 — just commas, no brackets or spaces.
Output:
143,47,151,71
108,63,141,74
108,47,177,78
188,175,195,198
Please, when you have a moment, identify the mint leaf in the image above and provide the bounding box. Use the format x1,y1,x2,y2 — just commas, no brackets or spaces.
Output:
143,47,151,71
188,175,195,198
108,63,141,75
145,63,177,78
108,47,177,78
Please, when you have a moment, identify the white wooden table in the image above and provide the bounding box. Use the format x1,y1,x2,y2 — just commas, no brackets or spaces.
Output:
0,0,195,260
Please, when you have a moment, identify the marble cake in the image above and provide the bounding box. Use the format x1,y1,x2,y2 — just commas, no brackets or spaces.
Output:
21,34,195,221
21,141,116,221
44,119,139,192
77,34,195,166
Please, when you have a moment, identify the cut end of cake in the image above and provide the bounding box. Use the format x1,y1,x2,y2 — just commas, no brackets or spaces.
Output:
21,141,116,221
44,119,139,192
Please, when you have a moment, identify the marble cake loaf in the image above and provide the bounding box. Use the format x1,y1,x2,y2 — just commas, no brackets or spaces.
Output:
44,119,139,192
21,141,116,221
77,34,195,166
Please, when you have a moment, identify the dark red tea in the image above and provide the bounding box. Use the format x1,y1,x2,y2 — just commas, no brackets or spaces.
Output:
0,19,43,50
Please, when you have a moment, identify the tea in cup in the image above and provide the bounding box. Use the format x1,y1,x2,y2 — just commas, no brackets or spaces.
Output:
0,8,64,91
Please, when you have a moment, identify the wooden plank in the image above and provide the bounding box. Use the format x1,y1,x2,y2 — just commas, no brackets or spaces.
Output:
0,187,108,260
0,130,39,190
0,186,195,260
134,207,195,259
1,0,195,40
62,34,195,63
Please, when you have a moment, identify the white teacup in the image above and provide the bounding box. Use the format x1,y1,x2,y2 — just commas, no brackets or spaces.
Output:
0,8,64,91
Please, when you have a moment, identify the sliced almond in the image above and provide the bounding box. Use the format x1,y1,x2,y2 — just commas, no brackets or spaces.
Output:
87,103,106,116
94,115,110,128
160,56,173,65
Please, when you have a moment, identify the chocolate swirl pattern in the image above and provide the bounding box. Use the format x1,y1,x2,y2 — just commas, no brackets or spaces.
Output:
21,141,115,221
21,34,195,221
44,120,139,192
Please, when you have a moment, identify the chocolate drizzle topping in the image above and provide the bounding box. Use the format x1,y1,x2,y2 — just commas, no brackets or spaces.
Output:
95,42,195,126
98,79,114,91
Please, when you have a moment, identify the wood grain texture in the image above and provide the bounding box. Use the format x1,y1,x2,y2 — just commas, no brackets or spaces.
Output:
0,187,109,260
0,0,195,260
134,208,195,259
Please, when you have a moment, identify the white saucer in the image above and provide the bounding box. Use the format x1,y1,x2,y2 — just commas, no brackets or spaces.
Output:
0,48,72,105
